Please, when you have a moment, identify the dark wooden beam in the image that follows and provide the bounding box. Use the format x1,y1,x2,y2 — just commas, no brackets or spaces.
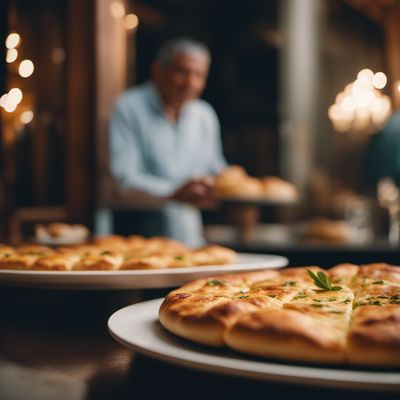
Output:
65,0,96,226
344,0,396,25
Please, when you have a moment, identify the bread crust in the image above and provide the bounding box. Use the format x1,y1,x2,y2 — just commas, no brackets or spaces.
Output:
159,264,400,366
0,236,236,271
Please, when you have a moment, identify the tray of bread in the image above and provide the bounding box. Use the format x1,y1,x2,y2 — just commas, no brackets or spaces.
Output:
213,165,299,204
0,235,288,289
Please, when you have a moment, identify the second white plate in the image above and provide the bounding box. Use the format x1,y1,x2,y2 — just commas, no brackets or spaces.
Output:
0,253,288,290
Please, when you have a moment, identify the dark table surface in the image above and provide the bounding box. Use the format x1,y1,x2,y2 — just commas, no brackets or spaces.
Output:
1,283,399,400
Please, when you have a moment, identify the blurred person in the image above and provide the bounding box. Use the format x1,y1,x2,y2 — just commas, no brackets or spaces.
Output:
362,111,400,192
109,38,227,246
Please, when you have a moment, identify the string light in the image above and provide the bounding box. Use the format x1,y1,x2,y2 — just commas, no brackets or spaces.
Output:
124,13,139,30
110,2,125,18
20,110,34,124
328,69,391,135
5,33,21,49
19,59,34,77
6,48,18,63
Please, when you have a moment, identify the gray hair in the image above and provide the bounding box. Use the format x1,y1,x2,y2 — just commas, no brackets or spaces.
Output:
155,38,211,67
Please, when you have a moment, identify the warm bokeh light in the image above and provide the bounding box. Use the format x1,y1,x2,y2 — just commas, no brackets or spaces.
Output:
110,1,125,18
20,110,34,124
6,48,18,63
5,33,21,49
357,68,374,84
19,59,34,77
3,99,17,113
372,72,387,89
124,13,139,30
51,47,66,64
328,69,391,135
395,81,400,94
8,88,23,104
0,94,8,108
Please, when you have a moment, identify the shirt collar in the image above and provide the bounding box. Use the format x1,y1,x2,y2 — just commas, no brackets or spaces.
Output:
147,81,196,118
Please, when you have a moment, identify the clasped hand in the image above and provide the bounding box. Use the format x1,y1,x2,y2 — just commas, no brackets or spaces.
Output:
170,177,218,208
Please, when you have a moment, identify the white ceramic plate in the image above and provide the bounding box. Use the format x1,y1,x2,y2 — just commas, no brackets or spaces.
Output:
0,253,287,290
108,298,400,392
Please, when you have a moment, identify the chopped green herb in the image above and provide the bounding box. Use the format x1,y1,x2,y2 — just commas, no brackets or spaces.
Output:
310,303,325,308
354,300,382,308
293,293,308,300
328,310,345,314
267,294,277,298
372,280,385,285
174,255,185,261
237,295,250,299
282,281,297,287
342,298,351,304
307,270,342,292
207,279,225,286
100,250,112,256
369,300,382,306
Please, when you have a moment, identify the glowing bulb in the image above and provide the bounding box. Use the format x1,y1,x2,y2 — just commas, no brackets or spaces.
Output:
19,59,34,77
5,33,21,49
357,69,374,84
372,72,387,89
8,88,23,104
0,94,8,107
4,100,17,113
342,96,356,112
6,48,18,63
110,2,125,18
51,47,65,64
124,13,139,30
20,110,34,124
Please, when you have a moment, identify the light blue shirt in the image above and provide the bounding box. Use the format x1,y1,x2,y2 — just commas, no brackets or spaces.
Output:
110,82,227,245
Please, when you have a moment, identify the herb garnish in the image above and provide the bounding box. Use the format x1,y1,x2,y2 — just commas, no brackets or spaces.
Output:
207,279,225,286
174,255,185,261
293,293,308,300
372,280,385,285
307,270,342,292
282,281,297,287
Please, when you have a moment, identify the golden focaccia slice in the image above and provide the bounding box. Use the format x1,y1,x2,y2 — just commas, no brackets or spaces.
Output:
0,245,16,258
120,254,173,270
0,243,53,269
167,253,194,268
91,235,129,252
346,263,400,366
73,250,124,271
31,252,82,271
189,245,237,266
224,267,354,364
16,244,54,256
0,253,41,269
159,269,301,347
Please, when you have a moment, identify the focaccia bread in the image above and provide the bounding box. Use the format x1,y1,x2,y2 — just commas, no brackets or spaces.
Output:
0,236,237,271
159,263,400,367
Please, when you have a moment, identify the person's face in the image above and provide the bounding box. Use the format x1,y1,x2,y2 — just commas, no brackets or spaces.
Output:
155,52,209,106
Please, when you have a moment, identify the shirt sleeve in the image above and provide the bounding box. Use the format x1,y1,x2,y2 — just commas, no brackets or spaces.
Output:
109,98,176,206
